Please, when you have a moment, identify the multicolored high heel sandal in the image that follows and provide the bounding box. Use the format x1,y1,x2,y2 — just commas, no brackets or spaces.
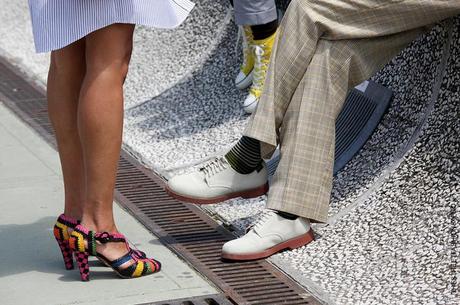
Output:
53,214,79,270
53,214,148,271
69,224,161,281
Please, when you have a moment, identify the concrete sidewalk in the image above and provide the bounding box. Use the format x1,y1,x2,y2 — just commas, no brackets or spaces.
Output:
0,102,217,305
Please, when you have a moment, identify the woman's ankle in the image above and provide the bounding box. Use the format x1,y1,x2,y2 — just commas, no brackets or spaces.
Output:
80,217,118,233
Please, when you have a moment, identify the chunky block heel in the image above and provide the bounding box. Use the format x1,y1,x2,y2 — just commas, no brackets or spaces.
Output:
55,238,74,270
53,214,79,270
74,251,90,281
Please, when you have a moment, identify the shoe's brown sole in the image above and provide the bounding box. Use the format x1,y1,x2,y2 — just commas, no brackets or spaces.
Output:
221,229,315,261
165,183,269,205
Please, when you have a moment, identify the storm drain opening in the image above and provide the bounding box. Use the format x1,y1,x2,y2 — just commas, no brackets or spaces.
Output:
0,58,321,304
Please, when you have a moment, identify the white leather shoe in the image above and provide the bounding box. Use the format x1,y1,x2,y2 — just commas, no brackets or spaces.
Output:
243,93,258,114
166,157,269,204
222,210,314,261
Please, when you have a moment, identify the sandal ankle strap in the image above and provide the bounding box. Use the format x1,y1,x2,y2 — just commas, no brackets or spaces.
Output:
70,224,128,255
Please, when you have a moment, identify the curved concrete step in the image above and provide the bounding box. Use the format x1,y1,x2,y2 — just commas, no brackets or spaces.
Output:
123,16,249,174
124,0,232,109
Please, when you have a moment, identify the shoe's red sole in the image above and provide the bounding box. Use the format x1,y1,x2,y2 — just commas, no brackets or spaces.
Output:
221,229,315,261
165,183,269,205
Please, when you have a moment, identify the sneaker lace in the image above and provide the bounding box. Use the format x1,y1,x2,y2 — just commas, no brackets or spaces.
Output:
200,157,229,179
250,45,270,96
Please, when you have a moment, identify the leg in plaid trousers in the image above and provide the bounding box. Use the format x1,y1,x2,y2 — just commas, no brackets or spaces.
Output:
244,0,460,222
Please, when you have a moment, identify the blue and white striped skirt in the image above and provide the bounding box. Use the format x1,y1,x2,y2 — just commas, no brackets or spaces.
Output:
28,0,195,53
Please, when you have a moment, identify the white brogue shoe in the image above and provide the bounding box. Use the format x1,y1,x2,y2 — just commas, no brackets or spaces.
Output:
166,157,269,204
221,210,314,261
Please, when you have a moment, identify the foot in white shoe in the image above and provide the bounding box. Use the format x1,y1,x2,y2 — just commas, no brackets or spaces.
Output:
166,157,268,204
242,32,277,114
243,93,258,114
222,210,314,261
235,69,254,90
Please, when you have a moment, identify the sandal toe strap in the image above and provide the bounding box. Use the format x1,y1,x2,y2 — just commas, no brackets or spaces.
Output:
130,248,147,258
110,252,134,269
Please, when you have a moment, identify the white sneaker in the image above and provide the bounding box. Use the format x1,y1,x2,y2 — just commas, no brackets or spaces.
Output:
242,32,277,114
242,93,258,114
222,210,314,261
166,157,269,204
235,69,254,90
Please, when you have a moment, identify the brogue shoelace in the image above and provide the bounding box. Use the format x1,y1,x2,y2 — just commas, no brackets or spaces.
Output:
247,210,275,233
200,157,228,178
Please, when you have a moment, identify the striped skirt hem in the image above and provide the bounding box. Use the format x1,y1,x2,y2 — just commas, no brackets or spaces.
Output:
29,0,195,53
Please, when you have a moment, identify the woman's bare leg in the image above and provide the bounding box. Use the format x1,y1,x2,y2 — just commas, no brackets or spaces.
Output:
47,39,86,220
78,24,135,259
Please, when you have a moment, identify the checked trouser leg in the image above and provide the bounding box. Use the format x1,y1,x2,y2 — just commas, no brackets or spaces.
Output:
244,0,460,222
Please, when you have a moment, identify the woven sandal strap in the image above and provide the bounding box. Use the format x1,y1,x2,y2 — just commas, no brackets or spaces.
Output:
56,215,78,228
94,232,126,244
88,231,97,256
110,252,134,268
117,264,137,278
130,248,146,258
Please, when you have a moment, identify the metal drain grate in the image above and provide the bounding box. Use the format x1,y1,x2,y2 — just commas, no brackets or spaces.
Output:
115,151,317,305
139,294,234,305
0,58,321,305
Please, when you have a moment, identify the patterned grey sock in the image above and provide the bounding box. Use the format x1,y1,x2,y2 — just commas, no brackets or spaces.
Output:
276,210,298,220
225,136,262,174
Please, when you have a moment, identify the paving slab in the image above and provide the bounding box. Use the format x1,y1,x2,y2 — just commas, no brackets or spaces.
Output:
0,103,217,305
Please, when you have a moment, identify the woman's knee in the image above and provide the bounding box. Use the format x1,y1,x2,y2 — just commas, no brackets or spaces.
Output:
85,24,135,83
49,39,86,75
85,48,132,84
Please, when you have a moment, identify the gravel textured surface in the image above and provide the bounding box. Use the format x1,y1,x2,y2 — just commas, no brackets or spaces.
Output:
123,0,231,109
0,1,49,82
328,23,449,221
1,2,458,304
